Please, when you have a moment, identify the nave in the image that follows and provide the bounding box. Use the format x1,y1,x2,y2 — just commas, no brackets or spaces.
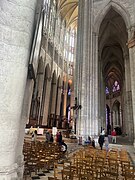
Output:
23,135,135,180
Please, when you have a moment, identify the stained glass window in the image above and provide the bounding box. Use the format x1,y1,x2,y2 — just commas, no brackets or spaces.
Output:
106,87,109,94
112,81,120,92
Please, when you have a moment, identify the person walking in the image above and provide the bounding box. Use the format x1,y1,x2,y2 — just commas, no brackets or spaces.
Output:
104,134,109,152
111,128,117,143
31,130,37,142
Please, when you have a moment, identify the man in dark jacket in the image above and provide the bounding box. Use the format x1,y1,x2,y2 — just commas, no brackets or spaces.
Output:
98,133,104,150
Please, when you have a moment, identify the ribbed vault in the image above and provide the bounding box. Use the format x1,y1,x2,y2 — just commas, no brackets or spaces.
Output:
99,8,127,93
57,0,78,28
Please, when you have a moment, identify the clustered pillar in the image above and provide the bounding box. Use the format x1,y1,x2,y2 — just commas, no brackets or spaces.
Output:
76,0,99,137
128,27,135,146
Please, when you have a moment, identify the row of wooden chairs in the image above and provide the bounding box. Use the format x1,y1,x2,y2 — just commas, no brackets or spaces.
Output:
23,140,64,178
49,146,135,180
23,141,135,180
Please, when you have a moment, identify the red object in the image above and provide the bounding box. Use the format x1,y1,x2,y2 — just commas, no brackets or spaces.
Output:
111,130,116,136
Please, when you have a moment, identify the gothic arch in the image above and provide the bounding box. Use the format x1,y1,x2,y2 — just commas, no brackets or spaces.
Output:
58,75,62,88
48,70,57,127
52,70,57,84
112,100,120,109
94,1,131,34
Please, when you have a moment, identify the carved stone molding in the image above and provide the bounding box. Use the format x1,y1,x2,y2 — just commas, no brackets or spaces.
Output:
0,158,24,179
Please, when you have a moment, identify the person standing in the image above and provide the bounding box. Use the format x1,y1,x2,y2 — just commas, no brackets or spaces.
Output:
46,130,51,142
58,131,62,145
98,133,104,150
50,133,54,143
56,131,62,145
111,128,117,143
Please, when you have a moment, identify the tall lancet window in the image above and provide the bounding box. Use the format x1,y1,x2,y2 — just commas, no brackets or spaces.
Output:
64,30,69,60
43,0,51,31
69,29,75,62
48,1,56,38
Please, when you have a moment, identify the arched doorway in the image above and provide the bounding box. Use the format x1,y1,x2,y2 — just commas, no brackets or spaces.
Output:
48,71,57,127
40,64,51,126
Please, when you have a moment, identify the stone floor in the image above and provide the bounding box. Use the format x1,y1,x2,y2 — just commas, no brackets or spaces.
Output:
23,135,135,179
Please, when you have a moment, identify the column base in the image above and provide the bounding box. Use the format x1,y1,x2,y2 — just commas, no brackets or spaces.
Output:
0,163,18,180
0,157,24,180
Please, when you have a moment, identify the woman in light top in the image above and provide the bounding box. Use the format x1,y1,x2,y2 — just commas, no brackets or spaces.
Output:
104,134,109,152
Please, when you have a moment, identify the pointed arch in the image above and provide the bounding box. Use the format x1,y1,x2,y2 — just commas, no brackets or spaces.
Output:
112,99,120,108
94,1,131,34
37,57,44,73
45,64,51,79
52,70,57,84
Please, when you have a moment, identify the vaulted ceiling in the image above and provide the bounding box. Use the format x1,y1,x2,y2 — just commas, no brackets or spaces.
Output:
57,1,128,93
57,0,78,28
99,8,128,92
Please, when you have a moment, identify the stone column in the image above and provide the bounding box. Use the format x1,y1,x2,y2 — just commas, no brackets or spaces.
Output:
128,27,135,145
0,0,37,178
55,86,62,126
50,82,57,114
92,32,99,136
76,0,89,136
63,89,67,117
76,0,99,137
36,57,45,124
56,86,62,116
50,82,57,126
124,54,133,140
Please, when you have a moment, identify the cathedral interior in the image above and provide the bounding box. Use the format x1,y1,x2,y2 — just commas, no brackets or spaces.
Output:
0,0,135,179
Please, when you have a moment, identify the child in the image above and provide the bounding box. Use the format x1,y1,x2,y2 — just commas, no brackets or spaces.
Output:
31,130,37,142
92,138,96,148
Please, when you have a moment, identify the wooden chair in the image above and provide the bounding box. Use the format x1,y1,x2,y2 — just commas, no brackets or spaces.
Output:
103,158,119,180
121,160,130,177
62,161,73,180
125,168,135,180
